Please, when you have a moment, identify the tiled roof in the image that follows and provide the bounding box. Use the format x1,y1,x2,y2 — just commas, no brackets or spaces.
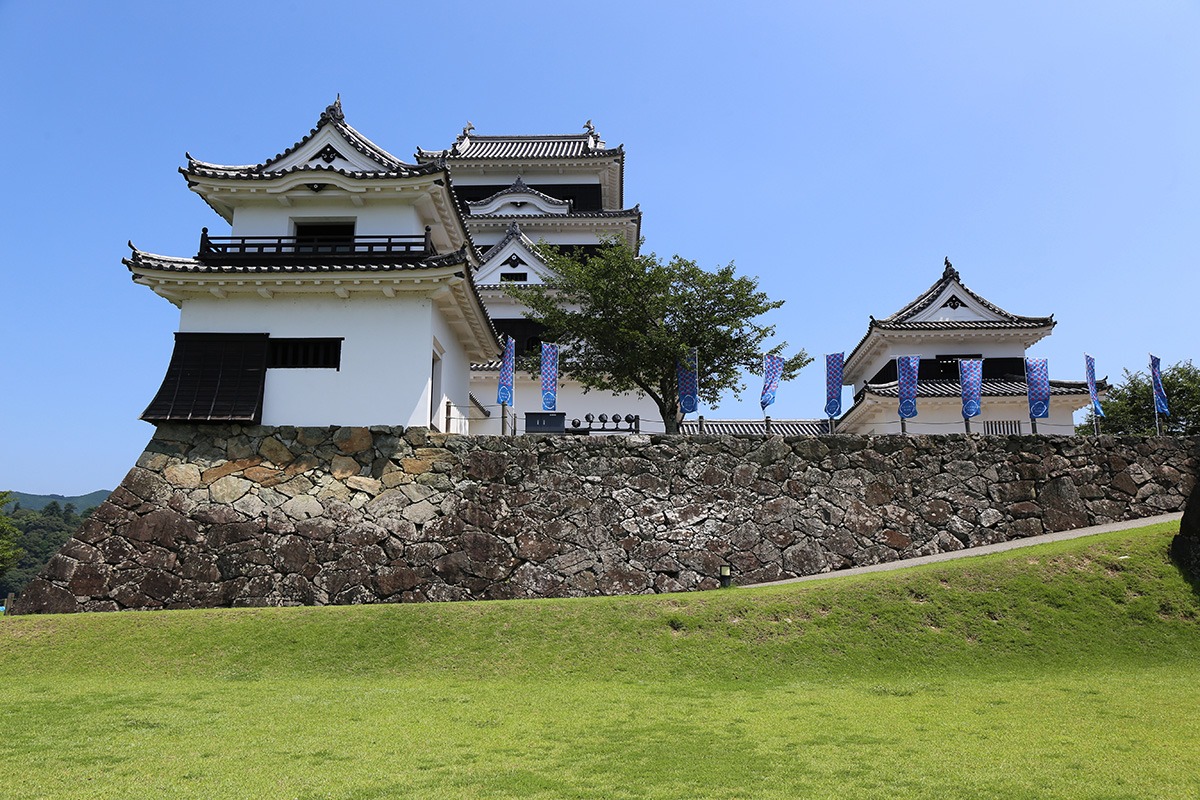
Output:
479,221,541,262
184,161,443,181
858,378,1105,399
125,247,471,275
872,320,1050,331
844,261,1056,370
465,177,571,211
416,121,623,161
885,260,1052,326
679,419,831,436
471,361,502,371
468,206,642,221
182,98,437,180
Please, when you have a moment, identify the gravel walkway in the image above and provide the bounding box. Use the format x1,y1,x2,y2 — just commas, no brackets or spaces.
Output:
743,512,1184,588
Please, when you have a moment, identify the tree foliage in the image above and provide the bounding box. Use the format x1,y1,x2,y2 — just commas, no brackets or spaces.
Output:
0,494,95,596
1077,360,1200,436
511,240,810,433
0,492,26,586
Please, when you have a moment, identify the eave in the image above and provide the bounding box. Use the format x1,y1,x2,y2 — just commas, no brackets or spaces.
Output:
842,320,1056,385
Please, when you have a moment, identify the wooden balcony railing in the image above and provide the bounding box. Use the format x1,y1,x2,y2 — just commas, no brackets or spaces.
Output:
196,227,434,264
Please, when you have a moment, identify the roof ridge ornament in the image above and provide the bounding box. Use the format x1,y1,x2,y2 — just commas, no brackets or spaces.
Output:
321,95,344,123
943,256,959,281
583,119,597,150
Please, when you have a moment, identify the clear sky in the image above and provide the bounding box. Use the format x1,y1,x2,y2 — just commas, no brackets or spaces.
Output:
1,1,1197,494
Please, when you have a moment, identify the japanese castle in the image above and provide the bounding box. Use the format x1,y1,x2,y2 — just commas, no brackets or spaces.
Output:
128,99,1096,437
128,100,657,434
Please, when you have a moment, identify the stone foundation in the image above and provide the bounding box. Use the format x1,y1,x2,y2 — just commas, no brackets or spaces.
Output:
15,425,1198,613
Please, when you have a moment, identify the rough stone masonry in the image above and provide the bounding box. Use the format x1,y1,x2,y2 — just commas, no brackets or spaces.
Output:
15,424,1198,613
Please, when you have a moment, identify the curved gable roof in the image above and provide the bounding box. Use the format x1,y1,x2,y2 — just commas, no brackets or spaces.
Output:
415,121,624,162
182,98,437,180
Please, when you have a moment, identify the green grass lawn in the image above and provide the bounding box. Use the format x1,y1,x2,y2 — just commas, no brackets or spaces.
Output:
2,521,1197,799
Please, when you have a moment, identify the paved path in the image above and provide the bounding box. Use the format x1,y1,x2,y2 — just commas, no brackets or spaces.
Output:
743,512,1184,588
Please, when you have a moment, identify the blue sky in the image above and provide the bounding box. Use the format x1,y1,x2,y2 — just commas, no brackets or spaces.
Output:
2,1,1197,494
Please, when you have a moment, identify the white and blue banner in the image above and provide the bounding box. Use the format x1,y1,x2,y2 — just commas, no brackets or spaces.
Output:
677,348,699,416
760,354,784,410
897,355,920,419
496,335,515,406
1025,357,1050,419
1085,354,1104,418
825,353,844,417
959,358,983,418
1150,354,1170,415
540,342,558,411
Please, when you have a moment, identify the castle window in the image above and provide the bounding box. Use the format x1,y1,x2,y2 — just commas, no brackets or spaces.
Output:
294,221,355,253
268,338,342,370
499,272,528,282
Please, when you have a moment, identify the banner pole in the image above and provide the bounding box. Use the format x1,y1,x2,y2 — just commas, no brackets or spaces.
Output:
964,415,970,434
1030,416,1038,435
501,402,508,436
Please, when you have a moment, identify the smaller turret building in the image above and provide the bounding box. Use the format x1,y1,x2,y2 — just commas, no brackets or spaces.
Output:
839,260,1099,435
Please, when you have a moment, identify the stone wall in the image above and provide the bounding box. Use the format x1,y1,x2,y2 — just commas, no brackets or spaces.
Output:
15,425,1198,613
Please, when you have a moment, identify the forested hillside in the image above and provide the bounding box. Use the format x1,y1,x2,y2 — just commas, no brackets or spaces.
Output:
0,501,97,596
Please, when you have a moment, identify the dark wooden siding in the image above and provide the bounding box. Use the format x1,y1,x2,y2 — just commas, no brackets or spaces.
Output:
142,333,269,423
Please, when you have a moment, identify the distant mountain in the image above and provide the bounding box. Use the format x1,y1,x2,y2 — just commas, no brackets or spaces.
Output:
4,490,111,513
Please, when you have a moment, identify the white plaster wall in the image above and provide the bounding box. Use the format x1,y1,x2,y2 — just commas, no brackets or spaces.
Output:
846,397,1083,436
179,295,437,427
228,200,424,238
468,373,662,435
471,229,605,250
431,305,473,434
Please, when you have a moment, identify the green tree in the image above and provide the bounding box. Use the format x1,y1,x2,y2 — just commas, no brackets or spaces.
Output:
511,240,810,433
1077,360,1200,436
0,492,24,582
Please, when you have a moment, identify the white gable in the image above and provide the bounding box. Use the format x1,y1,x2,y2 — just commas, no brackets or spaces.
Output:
905,282,1009,324
263,127,390,174
476,236,554,286
468,189,570,217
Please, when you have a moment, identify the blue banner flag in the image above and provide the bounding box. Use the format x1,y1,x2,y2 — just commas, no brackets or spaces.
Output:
1150,354,1170,415
825,353,844,417
959,358,982,418
497,335,515,405
760,354,785,410
1025,358,1050,419
897,355,920,419
540,343,558,411
1085,354,1104,418
677,348,699,416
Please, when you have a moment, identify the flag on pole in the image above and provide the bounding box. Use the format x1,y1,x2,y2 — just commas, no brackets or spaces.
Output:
1084,353,1104,418
897,355,920,419
677,348,699,416
496,335,515,405
1150,354,1170,415
1025,357,1050,419
540,343,558,411
760,354,785,410
825,353,844,417
959,358,982,418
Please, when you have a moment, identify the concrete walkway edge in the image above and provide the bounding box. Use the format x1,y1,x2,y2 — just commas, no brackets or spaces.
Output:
743,512,1184,588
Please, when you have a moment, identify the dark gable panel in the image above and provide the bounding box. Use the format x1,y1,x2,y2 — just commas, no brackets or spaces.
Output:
142,333,269,423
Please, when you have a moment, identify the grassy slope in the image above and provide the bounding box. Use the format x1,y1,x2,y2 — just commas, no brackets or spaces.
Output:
1,521,1197,799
